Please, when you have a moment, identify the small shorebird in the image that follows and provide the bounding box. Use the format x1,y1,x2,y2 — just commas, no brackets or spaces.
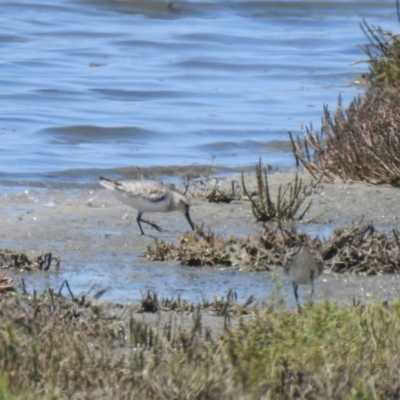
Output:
99,176,195,235
283,244,323,310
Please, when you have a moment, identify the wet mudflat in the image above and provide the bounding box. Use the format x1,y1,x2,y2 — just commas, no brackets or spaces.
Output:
2,170,400,316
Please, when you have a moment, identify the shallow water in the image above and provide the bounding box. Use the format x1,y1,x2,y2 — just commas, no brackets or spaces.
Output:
18,261,274,304
1,0,398,186
14,253,400,307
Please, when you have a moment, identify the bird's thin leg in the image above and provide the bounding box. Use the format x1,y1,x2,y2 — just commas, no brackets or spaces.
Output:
141,219,164,232
293,282,301,313
137,212,164,234
310,280,315,304
184,208,195,231
136,212,145,235
309,270,315,305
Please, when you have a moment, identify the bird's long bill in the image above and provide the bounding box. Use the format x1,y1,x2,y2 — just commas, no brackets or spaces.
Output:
185,208,195,231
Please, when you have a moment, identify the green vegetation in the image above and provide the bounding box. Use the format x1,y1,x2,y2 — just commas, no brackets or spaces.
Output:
359,20,400,87
1,291,400,399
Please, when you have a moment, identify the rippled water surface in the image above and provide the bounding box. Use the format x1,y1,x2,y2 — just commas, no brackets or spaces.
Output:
2,0,398,185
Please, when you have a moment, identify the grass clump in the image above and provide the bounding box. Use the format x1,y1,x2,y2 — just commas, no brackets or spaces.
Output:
290,90,400,185
222,300,400,398
201,178,241,203
0,249,60,272
146,226,234,266
185,156,241,203
322,220,400,274
190,175,241,204
145,224,313,271
146,219,400,275
241,158,322,222
3,290,400,399
138,290,196,313
358,20,400,87
290,22,400,185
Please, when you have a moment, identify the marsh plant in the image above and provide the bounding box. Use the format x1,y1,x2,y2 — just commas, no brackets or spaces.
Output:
2,288,400,399
190,175,241,204
322,220,400,274
241,158,322,223
0,249,60,271
146,225,232,266
146,218,400,275
202,178,241,203
290,89,400,185
358,20,400,87
290,22,400,186
183,156,242,203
